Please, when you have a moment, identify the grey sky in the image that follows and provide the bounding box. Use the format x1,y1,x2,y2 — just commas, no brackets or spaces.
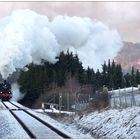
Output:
0,1,140,43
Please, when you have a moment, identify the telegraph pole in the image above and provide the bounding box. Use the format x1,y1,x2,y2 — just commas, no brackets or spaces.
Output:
59,93,62,113
67,92,69,111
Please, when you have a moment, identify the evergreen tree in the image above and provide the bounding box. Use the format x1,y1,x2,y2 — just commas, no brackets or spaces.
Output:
102,61,108,86
95,69,102,89
116,64,123,88
86,67,92,84
124,73,131,87
18,51,140,105
136,69,140,85
131,66,136,86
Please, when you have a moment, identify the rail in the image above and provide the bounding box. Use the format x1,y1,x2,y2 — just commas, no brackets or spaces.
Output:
8,101,71,139
2,101,36,138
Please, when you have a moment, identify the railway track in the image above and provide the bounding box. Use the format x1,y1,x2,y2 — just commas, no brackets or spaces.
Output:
2,101,71,139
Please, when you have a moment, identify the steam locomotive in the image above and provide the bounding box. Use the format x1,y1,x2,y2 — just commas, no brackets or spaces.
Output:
0,80,12,101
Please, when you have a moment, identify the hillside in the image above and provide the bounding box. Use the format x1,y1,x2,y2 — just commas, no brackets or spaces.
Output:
57,106,140,138
39,92,140,139
115,42,140,72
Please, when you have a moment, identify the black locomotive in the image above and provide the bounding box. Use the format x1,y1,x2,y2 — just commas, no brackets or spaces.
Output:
0,80,12,101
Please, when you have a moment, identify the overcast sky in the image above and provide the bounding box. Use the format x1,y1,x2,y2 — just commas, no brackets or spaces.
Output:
0,1,140,43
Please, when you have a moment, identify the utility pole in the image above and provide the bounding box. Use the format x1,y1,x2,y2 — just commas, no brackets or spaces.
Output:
75,92,77,114
131,87,136,106
124,87,127,107
67,92,69,111
119,87,122,108
59,93,62,113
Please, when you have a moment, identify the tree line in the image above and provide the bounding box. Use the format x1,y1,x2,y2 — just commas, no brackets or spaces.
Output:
18,51,140,104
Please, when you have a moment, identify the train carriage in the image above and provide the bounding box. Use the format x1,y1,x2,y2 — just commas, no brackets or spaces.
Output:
0,80,12,101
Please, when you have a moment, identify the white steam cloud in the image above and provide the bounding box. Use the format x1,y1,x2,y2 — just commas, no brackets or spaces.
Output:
0,9,122,79
11,83,24,101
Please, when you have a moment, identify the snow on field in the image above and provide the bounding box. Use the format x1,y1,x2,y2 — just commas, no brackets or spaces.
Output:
109,87,139,94
4,101,140,139
29,109,92,138
63,107,140,139
35,106,140,138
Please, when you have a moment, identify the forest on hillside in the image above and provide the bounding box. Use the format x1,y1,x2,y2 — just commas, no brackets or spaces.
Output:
18,51,140,104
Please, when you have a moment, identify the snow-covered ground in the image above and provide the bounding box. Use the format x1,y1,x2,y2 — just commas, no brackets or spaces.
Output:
29,109,92,138
48,106,140,139
33,87,140,139
35,106,140,139
12,87,140,139
109,87,139,94
34,108,75,115
1,100,140,138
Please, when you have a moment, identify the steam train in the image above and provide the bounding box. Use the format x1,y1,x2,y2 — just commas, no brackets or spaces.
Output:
0,80,12,101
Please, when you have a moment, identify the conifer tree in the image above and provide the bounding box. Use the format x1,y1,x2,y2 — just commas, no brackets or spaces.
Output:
136,69,140,85
131,66,136,86
102,61,108,86
86,67,92,84
116,64,123,88
95,69,102,89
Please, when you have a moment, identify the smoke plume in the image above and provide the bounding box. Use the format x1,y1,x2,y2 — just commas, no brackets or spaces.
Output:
0,9,122,79
11,83,24,101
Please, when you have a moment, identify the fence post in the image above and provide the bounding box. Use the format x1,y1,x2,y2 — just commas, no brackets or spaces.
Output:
124,87,127,107
75,92,77,115
131,87,136,106
67,92,69,111
59,93,62,113
42,102,45,112
119,87,122,108
54,93,55,104
112,88,115,108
